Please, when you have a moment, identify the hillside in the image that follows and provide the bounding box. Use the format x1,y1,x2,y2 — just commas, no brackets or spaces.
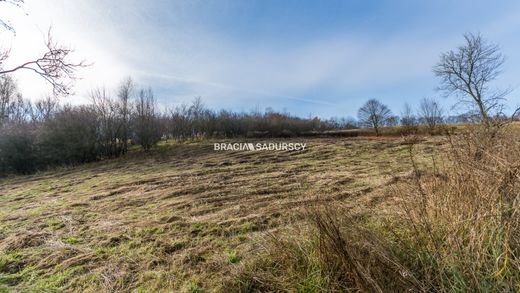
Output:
0,137,436,292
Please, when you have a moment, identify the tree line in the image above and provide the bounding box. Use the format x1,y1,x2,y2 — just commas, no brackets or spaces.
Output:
1,33,517,175
357,97,446,136
0,77,357,175
0,77,157,173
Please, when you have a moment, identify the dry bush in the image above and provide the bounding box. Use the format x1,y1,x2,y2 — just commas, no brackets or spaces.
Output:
393,124,520,291
309,209,423,292
233,124,519,292
228,225,324,292
229,209,422,292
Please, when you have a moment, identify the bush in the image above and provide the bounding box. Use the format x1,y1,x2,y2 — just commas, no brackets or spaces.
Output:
0,123,38,175
38,106,99,166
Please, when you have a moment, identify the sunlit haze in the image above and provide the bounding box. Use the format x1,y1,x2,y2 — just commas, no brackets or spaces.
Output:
1,0,520,117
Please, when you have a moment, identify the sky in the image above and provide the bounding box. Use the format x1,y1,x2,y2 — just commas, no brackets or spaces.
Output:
1,0,519,118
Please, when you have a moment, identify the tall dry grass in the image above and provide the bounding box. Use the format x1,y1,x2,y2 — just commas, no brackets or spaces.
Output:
394,124,520,291
232,124,520,292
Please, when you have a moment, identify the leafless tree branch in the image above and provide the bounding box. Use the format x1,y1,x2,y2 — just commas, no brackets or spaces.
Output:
0,0,24,33
0,29,88,96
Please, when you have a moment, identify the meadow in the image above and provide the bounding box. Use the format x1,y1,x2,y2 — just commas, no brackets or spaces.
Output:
0,136,436,292
1,2,519,292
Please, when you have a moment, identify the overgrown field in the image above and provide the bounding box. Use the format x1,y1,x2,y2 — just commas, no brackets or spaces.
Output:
230,127,520,292
0,137,438,292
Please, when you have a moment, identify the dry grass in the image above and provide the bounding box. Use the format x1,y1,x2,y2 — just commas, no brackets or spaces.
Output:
0,137,435,292
233,124,520,292
394,125,520,291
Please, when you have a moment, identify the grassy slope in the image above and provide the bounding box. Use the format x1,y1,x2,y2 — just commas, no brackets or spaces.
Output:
0,137,436,292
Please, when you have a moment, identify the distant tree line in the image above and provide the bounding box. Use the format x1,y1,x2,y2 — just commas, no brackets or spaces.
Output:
2,32,516,174
0,77,156,174
164,97,356,140
0,77,354,175
356,97,446,136
2,74,505,175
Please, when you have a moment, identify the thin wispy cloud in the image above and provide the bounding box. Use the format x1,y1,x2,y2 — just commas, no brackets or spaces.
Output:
1,0,519,117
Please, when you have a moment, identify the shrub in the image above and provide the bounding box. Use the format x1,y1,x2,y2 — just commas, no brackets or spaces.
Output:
38,105,99,166
0,123,38,174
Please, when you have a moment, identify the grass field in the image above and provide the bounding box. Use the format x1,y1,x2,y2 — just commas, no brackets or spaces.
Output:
0,137,438,292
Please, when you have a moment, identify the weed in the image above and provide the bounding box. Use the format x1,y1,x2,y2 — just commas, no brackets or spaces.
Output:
227,250,241,264
62,236,80,245
186,279,202,293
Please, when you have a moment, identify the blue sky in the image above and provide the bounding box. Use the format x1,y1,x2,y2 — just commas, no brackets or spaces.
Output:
2,0,520,118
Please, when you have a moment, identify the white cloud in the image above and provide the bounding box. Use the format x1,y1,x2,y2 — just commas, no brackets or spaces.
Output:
1,0,519,116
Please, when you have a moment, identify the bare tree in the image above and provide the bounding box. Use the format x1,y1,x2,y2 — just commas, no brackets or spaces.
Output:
90,87,124,157
189,96,206,137
386,115,399,127
133,88,162,151
357,99,392,136
5,94,31,124
0,75,17,123
0,76,33,125
419,97,443,135
433,33,509,124
117,77,134,154
32,96,60,122
399,102,417,135
168,103,190,140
